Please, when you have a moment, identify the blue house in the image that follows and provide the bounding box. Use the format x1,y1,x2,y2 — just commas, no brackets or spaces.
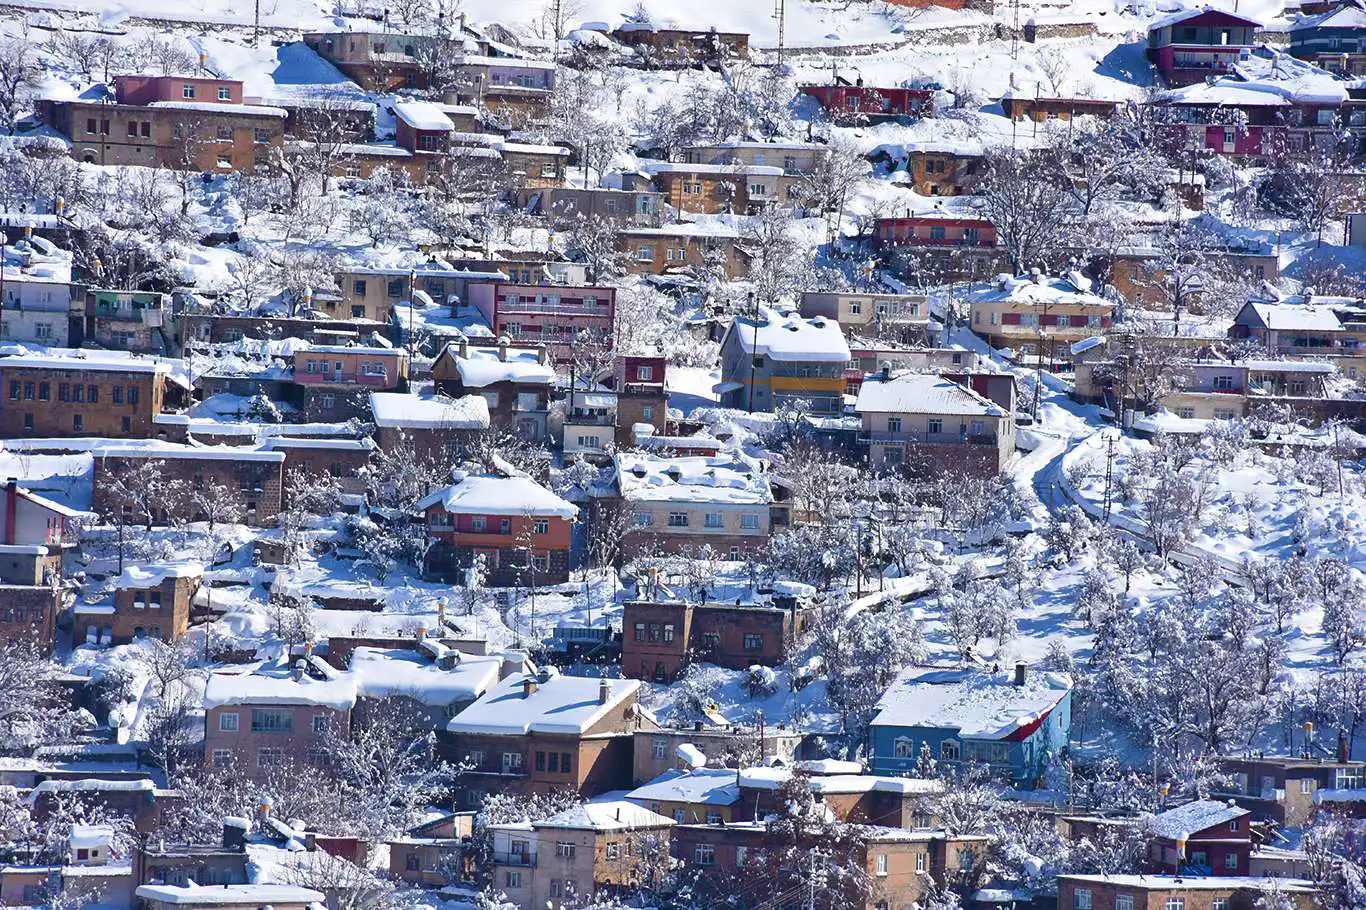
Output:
867,663,1072,787
1290,3,1366,76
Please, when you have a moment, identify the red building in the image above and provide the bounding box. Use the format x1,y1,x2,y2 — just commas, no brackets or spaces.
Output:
1146,8,1262,86
1147,800,1253,876
467,282,615,358
416,468,577,586
609,355,668,445
872,215,998,251
621,599,811,683
799,83,934,123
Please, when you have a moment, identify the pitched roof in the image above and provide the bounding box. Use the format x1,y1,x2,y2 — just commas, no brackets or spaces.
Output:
413,471,578,518
869,665,1072,739
1148,799,1251,840
854,372,1006,418
446,669,638,735
1242,302,1344,332
534,799,675,831
626,768,742,806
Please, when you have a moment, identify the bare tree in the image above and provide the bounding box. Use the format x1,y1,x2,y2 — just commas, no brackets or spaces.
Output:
978,150,1074,273
0,32,42,134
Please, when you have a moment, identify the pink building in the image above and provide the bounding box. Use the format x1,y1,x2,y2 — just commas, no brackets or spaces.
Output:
872,215,998,250
467,282,615,358
202,667,356,779
292,345,408,389
113,75,245,106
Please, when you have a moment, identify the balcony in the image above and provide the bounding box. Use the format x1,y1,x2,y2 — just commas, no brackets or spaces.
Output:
498,299,613,316
620,381,665,396
492,852,537,867
564,413,616,426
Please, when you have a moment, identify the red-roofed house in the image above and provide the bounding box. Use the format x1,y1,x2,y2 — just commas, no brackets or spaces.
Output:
1146,8,1262,86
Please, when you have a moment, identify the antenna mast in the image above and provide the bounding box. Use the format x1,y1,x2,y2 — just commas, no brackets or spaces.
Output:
774,0,786,68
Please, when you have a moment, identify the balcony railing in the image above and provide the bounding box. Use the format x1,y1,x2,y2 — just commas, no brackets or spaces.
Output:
492,852,537,867
564,414,616,426
881,235,995,248
498,300,613,316
620,381,665,395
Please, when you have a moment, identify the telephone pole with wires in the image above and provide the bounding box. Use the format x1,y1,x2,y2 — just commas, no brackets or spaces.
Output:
773,0,786,69
1102,433,1116,523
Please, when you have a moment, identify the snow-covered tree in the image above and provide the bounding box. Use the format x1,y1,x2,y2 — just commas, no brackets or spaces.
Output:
979,150,1073,273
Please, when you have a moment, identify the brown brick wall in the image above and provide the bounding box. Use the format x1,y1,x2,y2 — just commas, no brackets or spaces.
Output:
109,575,197,645
203,702,352,779
94,454,284,525
0,367,164,438
0,585,60,654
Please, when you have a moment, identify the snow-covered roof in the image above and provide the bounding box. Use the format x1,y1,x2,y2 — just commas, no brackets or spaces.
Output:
1243,302,1344,332
643,161,785,177
369,391,490,429
615,452,772,506
202,670,357,710
447,670,638,735
869,665,1072,739
445,344,554,388
854,372,1005,418
1059,874,1314,892
1148,6,1262,30
0,348,173,374
146,101,288,118
302,343,403,356
728,308,852,364
414,471,578,518
69,824,115,849
534,799,674,831
1294,3,1366,30
31,778,154,796
1158,47,1349,107
112,562,203,589
1148,799,1250,840
349,646,502,706
135,884,326,905
1238,359,1335,373
795,758,864,775
736,767,944,796
393,101,455,131
499,141,570,157
969,274,1112,311
453,54,558,70
627,768,741,806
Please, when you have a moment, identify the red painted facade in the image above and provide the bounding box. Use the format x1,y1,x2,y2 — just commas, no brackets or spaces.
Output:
799,85,934,122
872,216,998,250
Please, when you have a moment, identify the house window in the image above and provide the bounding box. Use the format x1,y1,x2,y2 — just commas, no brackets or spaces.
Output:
1224,853,1238,869
694,844,714,866
1114,898,1133,910
887,416,902,433
471,517,486,532
662,624,675,643
941,740,960,760
743,634,763,650
1074,889,1092,910
1163,900,1184,910
555,842,576,859
216,125,233,140
311,715,331,733
652,739,667,759
534,519,549,535
928,418,943,434
257,747,284,767
502,752,522,771
1213,375,1235,390
211,749,232,768
636,245,654,261
251,708,293,732
535,751,546,771
217,86,231,101
667,512,688,527
73,414,83,432
606,842,620,860
641,405,655,420
875,854,888,876
218,712,239,732
704,512,723,528
1210,900,1227,910
1228,820,1239,832
894,737,915,759
741,513,759,530
916,853,927,872
1301,778,1313,794
504,872,522,889
182,83,196,98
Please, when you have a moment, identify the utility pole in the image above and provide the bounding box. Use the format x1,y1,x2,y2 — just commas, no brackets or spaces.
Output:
773,0,786,69
1102,433,1116,523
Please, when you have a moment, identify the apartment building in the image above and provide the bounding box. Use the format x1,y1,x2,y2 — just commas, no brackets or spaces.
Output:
416,468,577,586
431,339,555,441
614,451,777,559
444,668,650,806
1146,8,1261,86
799,291,932,339
610,356,668,445
202,667,357,779
617,226,752,279
717,308,852,414
620,598,811,682
1058,875,1317,910
86,290,174,355
449,55,558,122
489,800,673,909
644,162,791,215
291,345,409,421
874,215,1007,282
684,140,829,174
967,273,1115,360
330,264,506,323
854,370,1016,475
1215,750,1365,826
468,282,615,358
540,186,664,228
0,350,175,438
41,75,285,171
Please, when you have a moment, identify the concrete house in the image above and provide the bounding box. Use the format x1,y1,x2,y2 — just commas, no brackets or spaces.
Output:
967,272,1115,362
854,370,1016,475
717,308,852,414
0,480,84,654
1146,800,1253,876
620,596,811,682
431,339,555,441
868,663,1072,786
1146,8,1262,86
444,668,654,807
468,282,615,358
489,800,673,909
0,349,176,438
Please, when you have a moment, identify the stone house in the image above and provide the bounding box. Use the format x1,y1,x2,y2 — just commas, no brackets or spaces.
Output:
92,445,285,526
100,563,203,647
620,598,811,682
431,339,555,441
0,349,175,438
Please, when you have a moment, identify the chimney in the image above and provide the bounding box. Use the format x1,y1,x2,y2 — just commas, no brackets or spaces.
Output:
1339,729,1351,764
523,677,539,698
439,652,459,670
1014,662,1027,686
537,344,549,365
292,660,305,682
458,338,469,358
599,678,611,705
498,337,510,361
222,818,248,852
416,626,427,642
